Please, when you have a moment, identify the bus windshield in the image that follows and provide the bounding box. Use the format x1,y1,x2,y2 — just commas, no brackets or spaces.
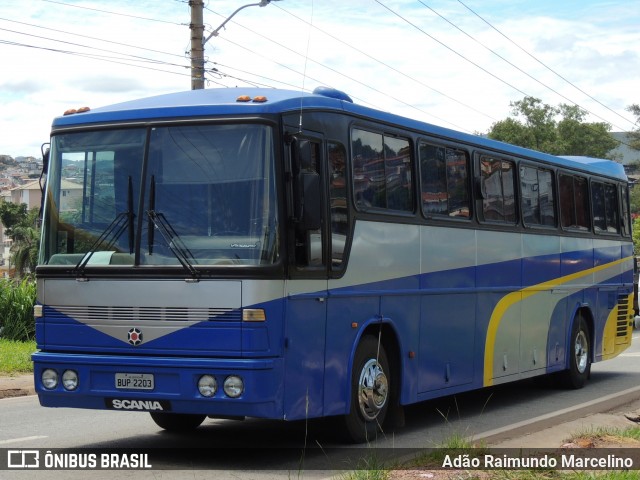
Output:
40,123,279,269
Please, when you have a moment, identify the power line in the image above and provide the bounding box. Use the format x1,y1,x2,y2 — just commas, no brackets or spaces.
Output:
41,0,185,26
456,0,637,130
0,38,191,79
0,26,187,70
372,0,532,101
14,0,637,148
204,6,474,132
0,17,186,61
417,0,631,133
272,2,497,123
371,0,635,151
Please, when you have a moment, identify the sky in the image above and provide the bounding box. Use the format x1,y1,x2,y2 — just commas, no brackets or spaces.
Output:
1,0,639,158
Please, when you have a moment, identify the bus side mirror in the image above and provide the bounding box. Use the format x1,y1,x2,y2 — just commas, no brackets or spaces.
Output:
42,144,50,175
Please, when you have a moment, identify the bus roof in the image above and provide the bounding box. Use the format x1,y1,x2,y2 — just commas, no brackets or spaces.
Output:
53,87,627,181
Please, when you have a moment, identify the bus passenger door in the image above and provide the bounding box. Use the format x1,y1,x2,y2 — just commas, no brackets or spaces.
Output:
283,135,328,420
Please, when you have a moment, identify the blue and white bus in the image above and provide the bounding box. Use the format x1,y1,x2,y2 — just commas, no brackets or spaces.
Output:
33,87,634,442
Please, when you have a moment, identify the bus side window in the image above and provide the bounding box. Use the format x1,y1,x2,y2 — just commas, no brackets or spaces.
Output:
420,142,470,218
294,139,324,268
520,165,555,227
479,155,516,223
620,185,631,237
559,173,590,231
352,128,413,212
328,142,348,269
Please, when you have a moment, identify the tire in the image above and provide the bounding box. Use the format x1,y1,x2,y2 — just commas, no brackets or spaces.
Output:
342,335,391,443
561,315,591,389
150,412,206,432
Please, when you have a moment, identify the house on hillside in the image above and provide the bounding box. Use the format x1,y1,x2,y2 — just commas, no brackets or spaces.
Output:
7,179,42,210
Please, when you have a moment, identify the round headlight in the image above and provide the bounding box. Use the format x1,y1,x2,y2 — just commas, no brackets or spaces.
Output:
198,375,217,397
223,375,244,398
62,370,79,391
42,369,58,390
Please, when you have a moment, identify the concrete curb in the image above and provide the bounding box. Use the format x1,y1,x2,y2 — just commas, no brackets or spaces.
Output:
474,385,640,445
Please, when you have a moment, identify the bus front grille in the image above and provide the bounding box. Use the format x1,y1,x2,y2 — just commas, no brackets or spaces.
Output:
45,305,241,323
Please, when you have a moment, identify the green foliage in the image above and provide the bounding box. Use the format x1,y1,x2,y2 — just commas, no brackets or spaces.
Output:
488,96,618,158
0,339,36,374
633,217,640,255
0,204,41,278
626,104,640,151
0,278,36,341
0,201,28,237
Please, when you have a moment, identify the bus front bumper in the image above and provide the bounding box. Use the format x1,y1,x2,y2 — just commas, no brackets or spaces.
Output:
32,352,283,419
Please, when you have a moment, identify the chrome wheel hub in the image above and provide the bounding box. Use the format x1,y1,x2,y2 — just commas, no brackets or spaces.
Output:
575,330,589,374
357,358,388,421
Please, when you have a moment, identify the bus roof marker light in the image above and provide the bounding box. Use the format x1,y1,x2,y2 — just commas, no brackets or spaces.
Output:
63,106,91,115
252,96,268,103
236,95,251,102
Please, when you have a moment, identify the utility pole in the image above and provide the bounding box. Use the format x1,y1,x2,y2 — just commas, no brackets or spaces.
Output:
190,1,277,90
190,0,205,90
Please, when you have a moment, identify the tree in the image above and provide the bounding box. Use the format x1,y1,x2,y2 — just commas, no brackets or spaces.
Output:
627,104,640,151
0,203,40,278
10,225,40,277
488,97,618,158
626,105,640,218
0,202,28,238
633,217,640,255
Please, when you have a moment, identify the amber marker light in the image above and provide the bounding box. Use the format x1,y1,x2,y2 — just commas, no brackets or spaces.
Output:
252,96,268,103
236,95,251,102
242,309,266,322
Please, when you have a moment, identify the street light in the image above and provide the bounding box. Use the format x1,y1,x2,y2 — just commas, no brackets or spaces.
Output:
191,0,278,90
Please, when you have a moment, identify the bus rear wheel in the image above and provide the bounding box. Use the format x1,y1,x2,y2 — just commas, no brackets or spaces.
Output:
561,315,591,389
342,335,390,443
150,412,206,432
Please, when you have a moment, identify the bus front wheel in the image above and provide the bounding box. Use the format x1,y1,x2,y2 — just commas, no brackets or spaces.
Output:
561,315,591,389
342,335,390,443
150,412,206,432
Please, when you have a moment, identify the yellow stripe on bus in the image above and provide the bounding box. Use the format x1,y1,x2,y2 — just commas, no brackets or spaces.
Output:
483,257,631,387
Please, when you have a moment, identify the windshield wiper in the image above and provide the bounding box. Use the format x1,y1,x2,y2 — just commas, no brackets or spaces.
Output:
75,177,134,274
147,209,199,279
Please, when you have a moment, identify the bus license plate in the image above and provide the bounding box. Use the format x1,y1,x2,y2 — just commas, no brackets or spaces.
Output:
115,373,154,390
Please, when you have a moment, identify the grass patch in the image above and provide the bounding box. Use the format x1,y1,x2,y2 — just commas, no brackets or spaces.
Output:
0,278,36,341
566,425,640,450
0,339,36,374
570,425,640,442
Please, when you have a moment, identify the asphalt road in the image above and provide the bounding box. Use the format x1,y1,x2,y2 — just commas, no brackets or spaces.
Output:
1,332,639,479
